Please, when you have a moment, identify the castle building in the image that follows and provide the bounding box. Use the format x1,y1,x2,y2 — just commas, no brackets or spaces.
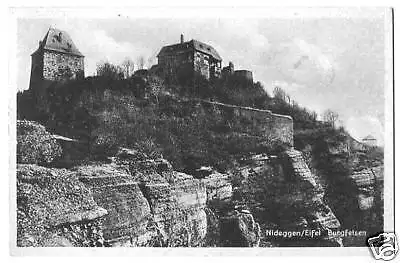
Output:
234,70,253,83
157,34,222,81
29,27,84,91
222,61,235,78
222,61,253,83
362,135,377,147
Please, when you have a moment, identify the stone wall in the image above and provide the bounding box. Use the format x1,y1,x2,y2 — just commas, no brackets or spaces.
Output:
194,51,210,79
198,100,294,147
43,50,84,81
234,70,253,83
159,50,221,81
158,51,193,82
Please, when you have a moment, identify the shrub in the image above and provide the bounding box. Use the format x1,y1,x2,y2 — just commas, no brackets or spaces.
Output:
96,61,124,80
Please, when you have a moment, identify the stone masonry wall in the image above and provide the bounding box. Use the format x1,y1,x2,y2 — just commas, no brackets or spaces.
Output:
194,51,210,79
158,51,193,82
43,51,84,81
199,100,294,147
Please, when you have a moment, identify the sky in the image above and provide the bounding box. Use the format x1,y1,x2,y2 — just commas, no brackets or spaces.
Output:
15,9,389,145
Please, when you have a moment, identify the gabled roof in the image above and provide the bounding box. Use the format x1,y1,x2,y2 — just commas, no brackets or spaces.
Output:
32,27,83,57
157,39,222,61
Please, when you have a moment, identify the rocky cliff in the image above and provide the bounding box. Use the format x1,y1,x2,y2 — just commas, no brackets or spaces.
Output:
17,164,107,247
16,114,345,248
16,121,260,247
236,149,342,247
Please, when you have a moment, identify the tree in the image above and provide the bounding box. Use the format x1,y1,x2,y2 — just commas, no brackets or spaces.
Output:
273,86,290,103
96,61,124,80
323,109,339,128
121,58,135,79
136,56,145,70
310,111,318,122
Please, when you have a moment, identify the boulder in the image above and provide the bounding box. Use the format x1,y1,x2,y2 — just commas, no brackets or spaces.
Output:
17,120,62,164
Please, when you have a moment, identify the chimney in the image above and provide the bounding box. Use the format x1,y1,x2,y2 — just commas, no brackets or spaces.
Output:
180,34,184,44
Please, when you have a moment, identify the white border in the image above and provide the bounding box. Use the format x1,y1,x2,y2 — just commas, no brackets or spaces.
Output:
5,3,396,260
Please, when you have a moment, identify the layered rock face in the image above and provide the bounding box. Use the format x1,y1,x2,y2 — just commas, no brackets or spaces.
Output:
196,170,262,247
201,171,233,205
141,174,207,246
17,164,107,247
73,148,209,247
238,149,342,247
16,120,340,247
350,166,384,211
16,123,209,247
75,164,154,246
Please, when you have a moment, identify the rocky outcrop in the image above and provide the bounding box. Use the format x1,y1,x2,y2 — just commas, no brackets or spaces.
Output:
19,118,335,248
17,120,62,164
192,169,261,247
219,211,261,247
201,171,233,205
281,149,341,233
75,164,154,246
141,174,207,246
350,166,384,210
17,164,107,247
238,149,342,247
72,148,209,247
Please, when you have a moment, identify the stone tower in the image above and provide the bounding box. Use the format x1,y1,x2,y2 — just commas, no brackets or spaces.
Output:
29,27,84,91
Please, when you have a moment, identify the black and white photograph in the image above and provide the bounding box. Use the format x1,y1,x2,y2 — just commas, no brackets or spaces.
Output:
7,5,395,258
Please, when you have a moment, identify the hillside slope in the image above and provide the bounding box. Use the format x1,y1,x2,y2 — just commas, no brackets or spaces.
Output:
16,75,384,247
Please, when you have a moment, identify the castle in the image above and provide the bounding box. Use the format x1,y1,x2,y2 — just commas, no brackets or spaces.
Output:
157,34,222,81
362,135,377,147
29,27,84,91
29,29,254,91
156,35,254,83
221,61,253,83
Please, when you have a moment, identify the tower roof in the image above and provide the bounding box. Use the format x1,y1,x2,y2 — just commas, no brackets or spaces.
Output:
157,39,222,61
32,27,83,57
